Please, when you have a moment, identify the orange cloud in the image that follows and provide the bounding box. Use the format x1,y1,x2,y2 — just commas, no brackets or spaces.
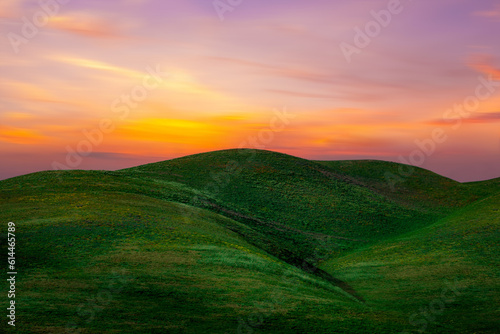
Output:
161,69,239,103
0,125,48,144
1,112,36,121
115,118,224,145
2,81,61,104
426,112,500,126
468,54,500,79
48,12,125,38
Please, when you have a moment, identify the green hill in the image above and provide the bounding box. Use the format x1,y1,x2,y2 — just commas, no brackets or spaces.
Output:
0,149,498,333
120,149,447,260
315,160,500,212
321,191,500,333
0,171,365,333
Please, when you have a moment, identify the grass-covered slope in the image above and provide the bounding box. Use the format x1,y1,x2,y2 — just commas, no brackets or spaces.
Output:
315,160,500,212
0,149,498,333
0,171,375,333
321,192,500,333
120,149,443,260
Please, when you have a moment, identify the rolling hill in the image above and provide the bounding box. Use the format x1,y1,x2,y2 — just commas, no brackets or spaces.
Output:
315,160,500,212
121,150,446,260
0,149,498,333
321,191,500,333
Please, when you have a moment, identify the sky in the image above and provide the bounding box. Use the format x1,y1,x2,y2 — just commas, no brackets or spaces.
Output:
1,0,499,182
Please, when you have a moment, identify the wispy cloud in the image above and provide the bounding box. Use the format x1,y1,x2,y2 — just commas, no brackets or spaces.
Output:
0,125,48,144
48,12,123,39
265,89,337,99
474,4,500,20
50,55,144,78
468,54,500,79
426,112,500,126
206,56,336,85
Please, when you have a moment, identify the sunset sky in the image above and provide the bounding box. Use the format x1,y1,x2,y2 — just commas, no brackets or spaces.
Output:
1,0,499,182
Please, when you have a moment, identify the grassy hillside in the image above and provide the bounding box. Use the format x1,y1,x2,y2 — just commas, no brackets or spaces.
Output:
0,171,371,333
321,192,500,333
1,149,498,333
120,149,445,260
315,160,500,212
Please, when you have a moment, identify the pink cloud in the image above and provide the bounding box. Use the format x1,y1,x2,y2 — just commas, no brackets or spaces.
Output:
468,54,500,80
48,14,119,38
474,4,500,20
426,112,500,126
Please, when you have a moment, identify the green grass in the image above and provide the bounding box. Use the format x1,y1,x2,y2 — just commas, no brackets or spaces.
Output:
120,149,450,260
0,149,498,333
322,192,500,333
315,159,500,212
